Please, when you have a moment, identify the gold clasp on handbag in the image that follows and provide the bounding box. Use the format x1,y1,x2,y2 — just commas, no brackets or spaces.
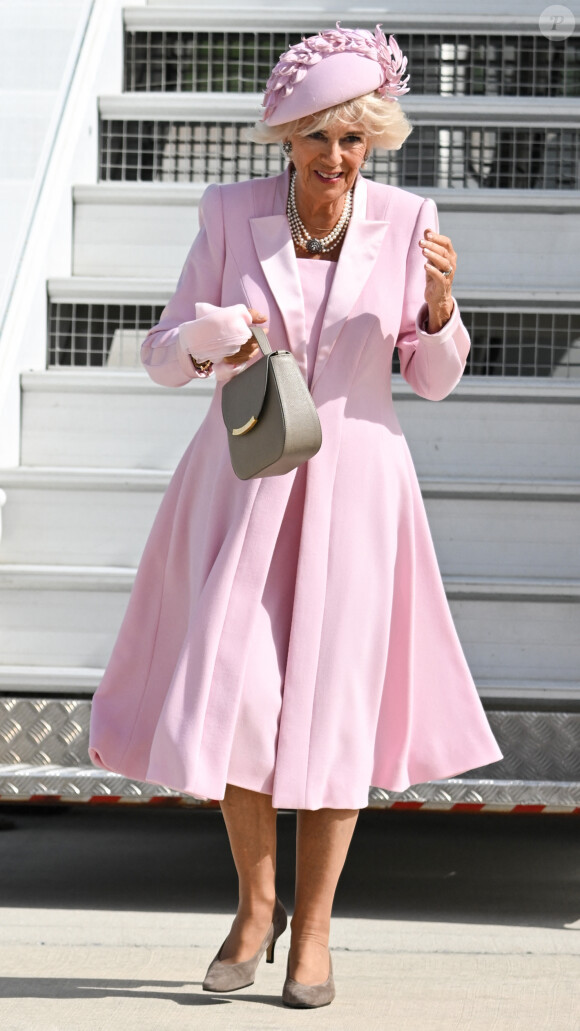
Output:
231,415,258,436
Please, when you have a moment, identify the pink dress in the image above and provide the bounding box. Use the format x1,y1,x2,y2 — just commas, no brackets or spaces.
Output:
226,259,336,795
88,171,503,809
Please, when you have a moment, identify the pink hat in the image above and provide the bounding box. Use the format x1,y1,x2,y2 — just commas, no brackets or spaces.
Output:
262,24,410,127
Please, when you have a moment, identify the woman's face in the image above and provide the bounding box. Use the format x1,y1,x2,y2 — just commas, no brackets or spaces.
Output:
289,122,368,207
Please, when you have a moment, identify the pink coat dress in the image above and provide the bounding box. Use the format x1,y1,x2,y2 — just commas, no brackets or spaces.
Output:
88,169,502,810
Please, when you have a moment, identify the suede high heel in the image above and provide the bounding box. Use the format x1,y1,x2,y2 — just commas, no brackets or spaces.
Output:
282,952,335,1008
202,897,287,992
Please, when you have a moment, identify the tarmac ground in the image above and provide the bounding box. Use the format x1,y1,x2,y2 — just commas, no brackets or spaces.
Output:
0,804,578,1031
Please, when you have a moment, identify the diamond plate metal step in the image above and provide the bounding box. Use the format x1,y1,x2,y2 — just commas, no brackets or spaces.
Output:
1,698,579,809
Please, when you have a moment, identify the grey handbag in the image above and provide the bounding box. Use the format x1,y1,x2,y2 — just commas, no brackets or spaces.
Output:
221,326,322,480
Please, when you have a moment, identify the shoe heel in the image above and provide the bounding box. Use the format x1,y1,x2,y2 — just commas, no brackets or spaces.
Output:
203,897,287,992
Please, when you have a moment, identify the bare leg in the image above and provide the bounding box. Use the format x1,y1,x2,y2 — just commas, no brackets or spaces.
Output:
217,783,279,964
290,807,359,984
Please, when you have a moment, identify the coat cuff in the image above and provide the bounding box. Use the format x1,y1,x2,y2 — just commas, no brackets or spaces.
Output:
177,323,214,379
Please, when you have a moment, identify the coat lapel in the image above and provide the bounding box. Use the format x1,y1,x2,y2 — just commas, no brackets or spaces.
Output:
310,175,391,390
250,171,306,358
249,171,391,389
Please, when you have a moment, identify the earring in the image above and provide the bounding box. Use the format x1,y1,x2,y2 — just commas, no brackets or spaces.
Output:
282,140,292,157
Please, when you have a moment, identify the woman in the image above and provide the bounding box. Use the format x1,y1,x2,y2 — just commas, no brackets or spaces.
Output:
89,26,502,1009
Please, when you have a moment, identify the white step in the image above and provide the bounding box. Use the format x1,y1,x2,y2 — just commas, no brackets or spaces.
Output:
20,371,580,479
447,589,580,684
396,379,580,480
48,276,580,311
0,565,578,681
48,276,175,304
132,5,548,33
423,481,580,579
0,665,577,705
72,183,204,278
0,467,579,578
475,679,580,704
72,183,580,288
0,665,102,695
0,565,132,668
99,92,580,127
0,468,166,566
444,577,580,685
46,276,580,374
20,370,213,470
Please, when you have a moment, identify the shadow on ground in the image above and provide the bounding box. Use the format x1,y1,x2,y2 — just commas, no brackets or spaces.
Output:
0,806,578,929
0,976,284,1008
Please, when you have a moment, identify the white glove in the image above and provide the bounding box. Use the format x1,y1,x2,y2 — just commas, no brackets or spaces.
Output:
178,302,252,364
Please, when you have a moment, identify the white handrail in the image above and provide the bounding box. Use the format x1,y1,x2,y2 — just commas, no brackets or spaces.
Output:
0,489,6,545
0,0,96,335
0,0,135,466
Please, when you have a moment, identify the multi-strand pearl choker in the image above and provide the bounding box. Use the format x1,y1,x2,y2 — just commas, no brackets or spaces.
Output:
287,170,353,255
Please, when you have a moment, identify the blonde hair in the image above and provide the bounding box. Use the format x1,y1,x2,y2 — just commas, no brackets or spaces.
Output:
247,93,412,152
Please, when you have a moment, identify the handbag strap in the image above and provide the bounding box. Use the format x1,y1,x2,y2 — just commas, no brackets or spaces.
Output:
250,325,273,357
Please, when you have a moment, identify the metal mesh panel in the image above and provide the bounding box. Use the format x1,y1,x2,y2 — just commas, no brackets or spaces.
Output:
393,309,580,377
124,30,302,92
369,126,580,189
99,120,285,183
462,310,580,377
124,30,580,98
48,303,165,368
49,303,580,377
99,120,580,190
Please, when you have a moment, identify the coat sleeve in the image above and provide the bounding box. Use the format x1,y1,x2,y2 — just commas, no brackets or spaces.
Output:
396,197,471,401
140,184,226,387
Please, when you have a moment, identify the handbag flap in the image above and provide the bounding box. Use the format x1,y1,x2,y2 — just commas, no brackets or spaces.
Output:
221,354,270,435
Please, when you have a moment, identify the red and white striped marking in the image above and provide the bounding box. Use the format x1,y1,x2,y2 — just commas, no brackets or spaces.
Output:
380,801,580,814
1,793,578,814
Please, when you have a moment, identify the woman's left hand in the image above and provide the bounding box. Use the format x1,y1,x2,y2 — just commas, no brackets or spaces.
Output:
419,229,456,333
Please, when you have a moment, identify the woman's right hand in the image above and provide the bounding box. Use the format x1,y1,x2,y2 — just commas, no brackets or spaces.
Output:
222,309,268,366
180,302,258,366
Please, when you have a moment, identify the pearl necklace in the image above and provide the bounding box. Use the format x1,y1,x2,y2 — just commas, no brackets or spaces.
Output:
287,170,353,255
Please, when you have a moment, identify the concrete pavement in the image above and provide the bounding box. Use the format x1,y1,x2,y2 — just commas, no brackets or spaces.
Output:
0,807,578,1030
